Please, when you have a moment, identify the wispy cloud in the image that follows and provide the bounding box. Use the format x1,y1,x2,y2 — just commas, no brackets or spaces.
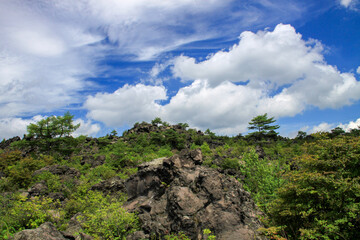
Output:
340,0,360,10
0,0,312,121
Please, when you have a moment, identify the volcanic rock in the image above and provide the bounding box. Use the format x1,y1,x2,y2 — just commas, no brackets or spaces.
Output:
13,222,74,240
124,149,266,240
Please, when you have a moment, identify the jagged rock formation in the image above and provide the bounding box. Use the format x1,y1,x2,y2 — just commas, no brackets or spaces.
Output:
13,222,74,240
90,176,126,194
33,165,81,181
12,222,93,240
124,149,266,240
0,136,21,149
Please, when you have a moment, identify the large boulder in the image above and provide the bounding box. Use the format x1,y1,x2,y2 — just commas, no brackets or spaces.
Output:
13,222,93,240
33,165,80,180
90,176,126,194
124,149,266,240
81,155,106,168
13,222,74,240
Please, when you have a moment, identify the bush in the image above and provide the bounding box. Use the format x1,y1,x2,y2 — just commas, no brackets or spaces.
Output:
1,194,63,237
240,148,285,209
74,191,138,239
267,136,360,239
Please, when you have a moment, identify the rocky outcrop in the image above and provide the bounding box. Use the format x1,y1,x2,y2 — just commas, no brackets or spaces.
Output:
0,136,21,149
13,222,93,240
13,222,74,240
90,176,126,194
33,165,80,180
81,155,106,168
125,149,266,240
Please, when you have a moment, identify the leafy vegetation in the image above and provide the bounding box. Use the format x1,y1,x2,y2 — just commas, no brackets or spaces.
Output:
27,112,80,139
0,114,359,239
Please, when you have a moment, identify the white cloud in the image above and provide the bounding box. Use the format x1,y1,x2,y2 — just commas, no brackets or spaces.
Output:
340,0,353,7
0,116,42,139
172,24,360,112
0,1,101,118
309,122,334,133
293,118,360,136
357,66,360,74
163,80,262,134
338,118,360,131
85,24,360,135
73,119,101,137
340,0,360,10
85,84,167,126
173,24,324,87
0,0,312,120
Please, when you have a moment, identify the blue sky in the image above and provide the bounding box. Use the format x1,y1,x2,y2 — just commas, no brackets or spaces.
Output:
0,0,360,139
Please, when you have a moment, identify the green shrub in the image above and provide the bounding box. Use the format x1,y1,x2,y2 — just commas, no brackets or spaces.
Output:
2,194,63,236
33,171,62,192
88,164,117,181
75,191,138,239
267,136,360,239
240,148,285,209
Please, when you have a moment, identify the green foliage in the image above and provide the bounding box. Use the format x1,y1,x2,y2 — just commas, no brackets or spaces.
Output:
203,229,216,240
0,152,54,190
163,229,216,240
87,164,117,180
240,148,285,208
247,113,279,140
177,122,189,130
27,112,80,139
164,232,190,240
1,194,63,238
72,191,138,239
3,118,360,240
267,136,360,239
296,131,307,140
33,171,62,192
330,127,345,138
151,117,163,126
110,129,118,136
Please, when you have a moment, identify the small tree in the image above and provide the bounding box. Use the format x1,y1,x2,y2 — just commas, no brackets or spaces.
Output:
151,117,163,126
27,112,80,139
248,114,279,140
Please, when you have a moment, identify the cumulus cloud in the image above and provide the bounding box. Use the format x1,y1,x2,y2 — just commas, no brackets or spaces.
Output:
173,24,324,87
309,122,334,133
163,80,262,134
73,119,101,137
85,24,360,135
0,0,312,120
357,66,360,74
338,118,360,131
85,84,167,126
172,24,360,112
0,116,42,139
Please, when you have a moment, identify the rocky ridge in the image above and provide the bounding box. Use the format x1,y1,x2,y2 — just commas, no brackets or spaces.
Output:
124,149,266,240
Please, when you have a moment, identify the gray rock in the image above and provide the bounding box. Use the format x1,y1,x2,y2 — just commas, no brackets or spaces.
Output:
13,222,75,240
27,181,48,197
90,176,126,194
33,165,80,180
124,149,266,240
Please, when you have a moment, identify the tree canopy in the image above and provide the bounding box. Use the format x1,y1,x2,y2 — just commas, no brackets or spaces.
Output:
27,112,80,139
248,114,279,139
